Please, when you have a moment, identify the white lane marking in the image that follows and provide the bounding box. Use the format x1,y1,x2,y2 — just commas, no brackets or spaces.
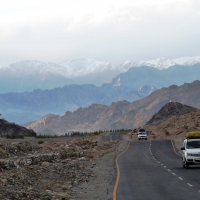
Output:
148,142,200,192
150,143,195,190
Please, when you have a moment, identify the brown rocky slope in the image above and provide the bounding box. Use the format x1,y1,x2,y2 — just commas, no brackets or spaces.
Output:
146,102,198,126
27,80,200,135
144,102,200,140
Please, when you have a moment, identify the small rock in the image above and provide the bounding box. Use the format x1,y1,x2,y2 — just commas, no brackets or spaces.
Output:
41,161,50,167
0,178,7,184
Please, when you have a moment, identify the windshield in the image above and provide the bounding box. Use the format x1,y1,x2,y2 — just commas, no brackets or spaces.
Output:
186,141,200,149
139,132,146,135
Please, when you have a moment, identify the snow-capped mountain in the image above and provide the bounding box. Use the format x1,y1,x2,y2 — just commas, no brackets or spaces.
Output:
173,56,200,66
60,58,119,77
121,56,200,70
5,60,71,77
124,57,176,70
2,56,200,78
3,58,125,78
0,56,200,93
0,58,128,93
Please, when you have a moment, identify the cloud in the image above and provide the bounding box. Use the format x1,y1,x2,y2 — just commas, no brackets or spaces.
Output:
0,0,200,65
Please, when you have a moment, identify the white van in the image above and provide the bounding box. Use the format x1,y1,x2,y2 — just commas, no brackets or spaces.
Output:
181,131,200,169
138,128,147,140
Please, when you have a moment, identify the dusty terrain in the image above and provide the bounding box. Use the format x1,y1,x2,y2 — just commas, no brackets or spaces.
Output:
0,129,192,200
0,133,129,200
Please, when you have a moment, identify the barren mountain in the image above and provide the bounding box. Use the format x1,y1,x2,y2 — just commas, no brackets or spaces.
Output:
0,117,35,137
146,102,198,126
144,105,200,140
27,80,200,135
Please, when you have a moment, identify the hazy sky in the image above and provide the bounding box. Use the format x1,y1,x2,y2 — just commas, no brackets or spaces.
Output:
0,0,200,66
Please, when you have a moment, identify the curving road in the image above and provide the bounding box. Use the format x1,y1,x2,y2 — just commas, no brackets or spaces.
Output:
102,132,126,142
115,140,200,200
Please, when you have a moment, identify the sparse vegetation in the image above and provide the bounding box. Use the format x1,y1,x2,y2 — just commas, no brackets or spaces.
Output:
3,133,24,139
38,140,44,144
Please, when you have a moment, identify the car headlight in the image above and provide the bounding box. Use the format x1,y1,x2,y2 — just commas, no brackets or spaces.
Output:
187,153,193,156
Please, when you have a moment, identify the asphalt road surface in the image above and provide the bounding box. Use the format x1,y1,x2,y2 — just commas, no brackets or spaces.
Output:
102,132,126,142
116,140,200,200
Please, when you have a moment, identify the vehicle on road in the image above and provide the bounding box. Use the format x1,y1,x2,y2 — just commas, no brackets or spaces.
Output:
181,131,200,169
137,128,147,140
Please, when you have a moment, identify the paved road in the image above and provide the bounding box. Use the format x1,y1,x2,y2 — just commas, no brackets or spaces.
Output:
116,140,200,200
102,132,126,142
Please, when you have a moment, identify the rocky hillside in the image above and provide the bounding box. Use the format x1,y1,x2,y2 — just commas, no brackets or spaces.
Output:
0,118,35,137
26,80,200,135
144,106,200,140
146,102,198,126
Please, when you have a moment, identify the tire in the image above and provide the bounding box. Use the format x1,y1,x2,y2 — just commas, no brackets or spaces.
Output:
182,158,186,168
185,162,190,169
182,161,185,168
183,158,190,169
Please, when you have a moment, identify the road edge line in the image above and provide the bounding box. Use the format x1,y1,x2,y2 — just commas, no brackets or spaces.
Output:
170,139,181,157
113,140,132,200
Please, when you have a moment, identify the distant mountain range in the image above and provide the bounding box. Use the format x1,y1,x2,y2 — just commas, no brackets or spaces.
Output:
26,80,200,135
122,56,200,70
1,56,200,93
1,61,200,124
0,59,124,93
110,63,200,89
0,84,155,124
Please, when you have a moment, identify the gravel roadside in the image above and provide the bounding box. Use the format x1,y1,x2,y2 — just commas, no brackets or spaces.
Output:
71,136,129,200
